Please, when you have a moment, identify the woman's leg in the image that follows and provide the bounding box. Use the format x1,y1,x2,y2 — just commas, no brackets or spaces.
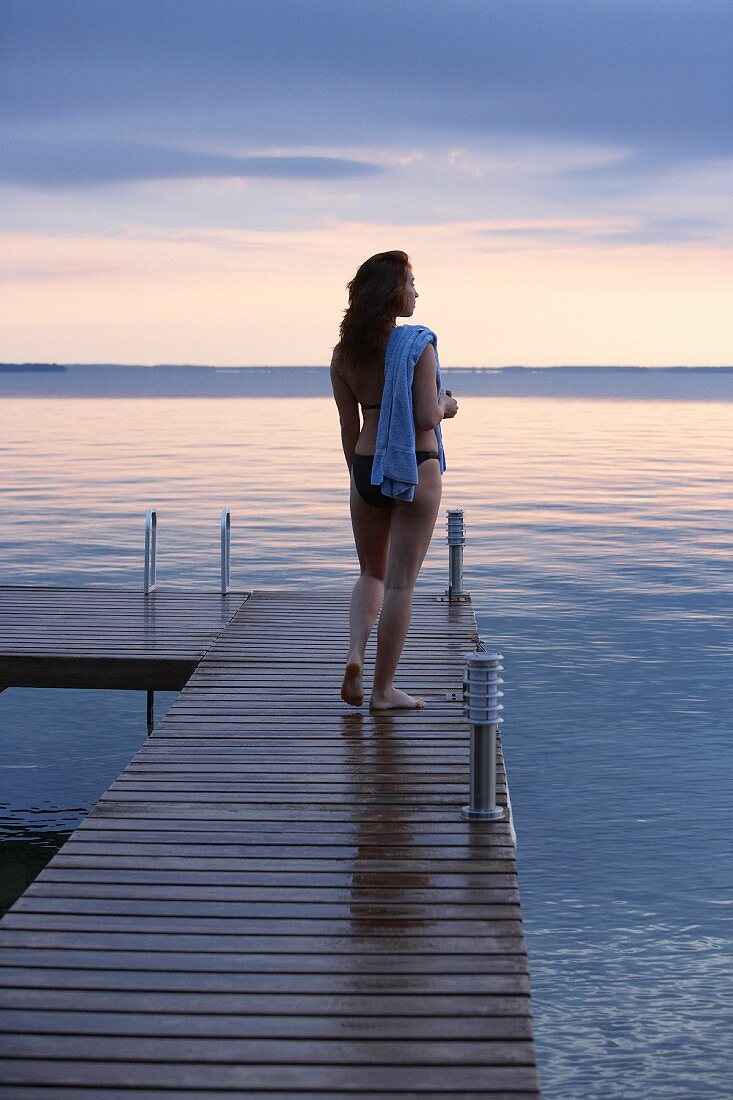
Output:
370,460,442,710
341,477,392,706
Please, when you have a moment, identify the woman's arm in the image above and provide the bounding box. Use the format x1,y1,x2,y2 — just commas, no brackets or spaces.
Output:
329,348,360,471
412,343,458,430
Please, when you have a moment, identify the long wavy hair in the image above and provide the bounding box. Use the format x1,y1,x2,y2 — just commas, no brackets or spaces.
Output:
338,250,411,371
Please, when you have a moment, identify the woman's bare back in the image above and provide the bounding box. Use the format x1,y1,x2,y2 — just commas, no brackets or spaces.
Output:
333,345,441,456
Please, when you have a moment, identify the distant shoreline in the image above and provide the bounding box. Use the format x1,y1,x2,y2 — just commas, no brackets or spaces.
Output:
0,363,67,372
2,363,732,372
2,363,732,401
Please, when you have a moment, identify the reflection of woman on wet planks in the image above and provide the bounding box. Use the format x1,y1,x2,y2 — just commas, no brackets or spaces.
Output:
330,251,459,711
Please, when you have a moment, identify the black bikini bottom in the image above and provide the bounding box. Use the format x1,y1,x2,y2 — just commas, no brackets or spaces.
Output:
352,451,439,508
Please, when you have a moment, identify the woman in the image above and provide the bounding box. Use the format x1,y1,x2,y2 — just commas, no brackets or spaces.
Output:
330,250,459,710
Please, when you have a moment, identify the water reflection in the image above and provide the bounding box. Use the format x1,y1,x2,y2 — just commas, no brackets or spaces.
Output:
0,686,178,916
0,822,73,913
342,715,430,935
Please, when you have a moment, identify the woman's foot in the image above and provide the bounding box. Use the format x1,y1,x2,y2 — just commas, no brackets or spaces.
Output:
369,687,427,711
341,661,364,707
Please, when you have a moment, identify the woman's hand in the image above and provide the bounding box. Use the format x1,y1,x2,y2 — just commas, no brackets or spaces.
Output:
441,389,459,419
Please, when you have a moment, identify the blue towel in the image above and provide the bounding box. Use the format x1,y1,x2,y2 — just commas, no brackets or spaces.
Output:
371,325,446,501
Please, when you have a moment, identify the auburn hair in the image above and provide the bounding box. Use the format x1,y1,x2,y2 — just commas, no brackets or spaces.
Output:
338,250,411,371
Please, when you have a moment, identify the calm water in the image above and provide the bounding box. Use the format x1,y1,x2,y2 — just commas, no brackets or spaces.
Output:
1,372,732,1098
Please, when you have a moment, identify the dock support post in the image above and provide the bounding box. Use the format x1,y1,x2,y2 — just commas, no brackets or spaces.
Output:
146,689,155,733
144,509,157,594
220,508,231,595
446,509,469,602
461,646,505,821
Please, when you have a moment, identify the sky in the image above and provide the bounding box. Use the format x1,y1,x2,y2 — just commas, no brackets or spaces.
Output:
1,0,731,366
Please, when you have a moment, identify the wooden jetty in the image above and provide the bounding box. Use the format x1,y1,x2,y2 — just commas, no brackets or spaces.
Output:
0,585,541,1098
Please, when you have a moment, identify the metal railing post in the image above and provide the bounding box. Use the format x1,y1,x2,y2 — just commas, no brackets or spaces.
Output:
446,509,468,601
144,508,157,594
220,508,231,594
460,645,505,822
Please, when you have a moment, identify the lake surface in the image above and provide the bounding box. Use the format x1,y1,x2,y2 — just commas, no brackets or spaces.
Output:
1,368,732,1098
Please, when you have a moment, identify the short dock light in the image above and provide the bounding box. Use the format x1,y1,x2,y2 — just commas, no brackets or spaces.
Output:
144,508,157,594
446,508,469,602
220,508,231,595
460,644,505,822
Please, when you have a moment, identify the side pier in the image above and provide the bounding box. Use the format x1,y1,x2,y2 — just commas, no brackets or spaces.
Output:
0,587,540,1097
0,586,247,690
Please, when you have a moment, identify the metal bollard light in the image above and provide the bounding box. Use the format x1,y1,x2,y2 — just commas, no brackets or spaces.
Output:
144,508,157,594
446,509,468,601
220,508,231,594
460,646,505,821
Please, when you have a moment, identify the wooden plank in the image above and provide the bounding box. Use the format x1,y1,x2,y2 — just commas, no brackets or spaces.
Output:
0,968,530,995
32,869,519,886
48,820,514,838
0,1034,538,1065
0,1090,541,1100
0,988,532,1016
0,948,528,973
37,846,517,867
9,901,523,922
1,916,525,936
0,1010,536,1039
0,929,528,954
0,1059,541,1091
76,805,513,824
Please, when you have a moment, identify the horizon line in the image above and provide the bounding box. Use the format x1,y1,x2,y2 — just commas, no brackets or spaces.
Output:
3,363,733,372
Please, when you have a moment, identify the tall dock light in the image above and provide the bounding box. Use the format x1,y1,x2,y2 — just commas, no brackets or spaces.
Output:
220,508,231,595
144,508,157,594
446,508,468,602
460,645,505,822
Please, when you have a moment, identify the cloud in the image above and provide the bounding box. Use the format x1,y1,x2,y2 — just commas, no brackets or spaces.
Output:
1,0,730,168
0,137,383,188
594,218,726,246
480,216,727,248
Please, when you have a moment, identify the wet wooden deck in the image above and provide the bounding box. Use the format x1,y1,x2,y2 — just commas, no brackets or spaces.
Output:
0,587,540,1098
0,586,247,689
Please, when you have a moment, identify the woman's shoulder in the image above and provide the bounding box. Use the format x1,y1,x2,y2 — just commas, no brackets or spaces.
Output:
393,323,437,343
391,325,438,361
